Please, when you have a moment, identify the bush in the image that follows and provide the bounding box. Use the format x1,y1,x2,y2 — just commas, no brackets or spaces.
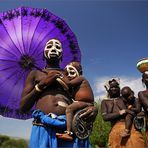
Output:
89,101,111,148
0,135,28,148
0,135,10,146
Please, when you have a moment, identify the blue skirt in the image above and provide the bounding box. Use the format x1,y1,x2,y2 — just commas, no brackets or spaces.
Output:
30,110,91,148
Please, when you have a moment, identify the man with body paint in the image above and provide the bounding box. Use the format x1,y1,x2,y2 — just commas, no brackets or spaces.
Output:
20,39,98,148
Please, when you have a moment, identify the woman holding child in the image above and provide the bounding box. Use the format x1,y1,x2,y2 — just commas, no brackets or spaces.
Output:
101,78,145,148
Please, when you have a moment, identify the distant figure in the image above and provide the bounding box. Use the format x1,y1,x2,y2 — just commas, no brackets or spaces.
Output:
138,71,148,142
138,71,148,114
101,78,145,148
120,86,141,138
56,61,95,141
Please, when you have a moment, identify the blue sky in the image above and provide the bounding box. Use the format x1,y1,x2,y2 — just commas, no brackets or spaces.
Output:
0,0,148,139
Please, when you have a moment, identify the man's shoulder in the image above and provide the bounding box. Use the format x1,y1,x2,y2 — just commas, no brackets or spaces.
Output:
138,90,148,95
78,75,85,79
29,69,39,74
28,69,42,77
138,90,148,99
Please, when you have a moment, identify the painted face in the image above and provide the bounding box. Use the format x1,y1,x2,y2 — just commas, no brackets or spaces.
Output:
65,64,79,80
44,39,62,59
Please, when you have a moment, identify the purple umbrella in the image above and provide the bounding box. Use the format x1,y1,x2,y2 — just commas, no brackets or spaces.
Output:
0,7,81,119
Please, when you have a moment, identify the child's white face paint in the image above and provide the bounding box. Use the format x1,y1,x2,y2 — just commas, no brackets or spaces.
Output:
65,65,79,79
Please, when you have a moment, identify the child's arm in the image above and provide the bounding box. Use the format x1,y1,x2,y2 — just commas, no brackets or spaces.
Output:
68,76,84,87
130,98,141,114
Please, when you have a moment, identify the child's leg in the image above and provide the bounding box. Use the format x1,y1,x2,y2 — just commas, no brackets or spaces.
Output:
66,101,90,132
121,114,134,137
125,113,134,131
56,101,90,141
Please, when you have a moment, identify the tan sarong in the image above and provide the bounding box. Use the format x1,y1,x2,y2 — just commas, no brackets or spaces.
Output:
108,121,145,148
146,131,148,146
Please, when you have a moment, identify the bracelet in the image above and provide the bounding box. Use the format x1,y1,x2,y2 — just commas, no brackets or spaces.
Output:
59,73,64,79
35,84,42,92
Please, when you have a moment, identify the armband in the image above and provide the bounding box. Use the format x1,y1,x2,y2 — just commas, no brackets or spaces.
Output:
35,84,43,92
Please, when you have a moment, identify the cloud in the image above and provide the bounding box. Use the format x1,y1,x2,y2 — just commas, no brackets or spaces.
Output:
93,76,145,101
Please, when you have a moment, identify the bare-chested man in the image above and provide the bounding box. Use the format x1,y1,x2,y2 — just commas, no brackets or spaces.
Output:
101,78,144,148
138,71,148,141
138,71,148,114
20,39,97,148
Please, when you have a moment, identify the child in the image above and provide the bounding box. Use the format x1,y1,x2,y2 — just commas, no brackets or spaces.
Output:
57,61,94,141
120,86,141,138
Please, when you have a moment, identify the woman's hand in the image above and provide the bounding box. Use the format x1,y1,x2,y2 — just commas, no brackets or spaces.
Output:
119,109,135,116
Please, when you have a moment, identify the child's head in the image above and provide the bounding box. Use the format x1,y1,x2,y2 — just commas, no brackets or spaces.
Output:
121,86,134,102
65,61,82,80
